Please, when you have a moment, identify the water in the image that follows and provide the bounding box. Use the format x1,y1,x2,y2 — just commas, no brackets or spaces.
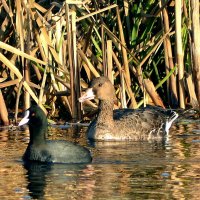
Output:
0,119,200,200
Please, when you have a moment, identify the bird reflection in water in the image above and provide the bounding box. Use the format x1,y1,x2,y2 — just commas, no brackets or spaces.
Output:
23,161,94,199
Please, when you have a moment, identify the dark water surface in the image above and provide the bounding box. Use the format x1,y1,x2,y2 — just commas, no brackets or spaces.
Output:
0,119,200,200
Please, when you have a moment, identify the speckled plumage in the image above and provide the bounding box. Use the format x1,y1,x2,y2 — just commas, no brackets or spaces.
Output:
79,76,178,141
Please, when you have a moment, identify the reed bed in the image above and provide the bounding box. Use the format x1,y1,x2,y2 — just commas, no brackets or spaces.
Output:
0,0,199,125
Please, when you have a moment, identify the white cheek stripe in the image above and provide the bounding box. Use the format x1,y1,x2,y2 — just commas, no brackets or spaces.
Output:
18,110,30,126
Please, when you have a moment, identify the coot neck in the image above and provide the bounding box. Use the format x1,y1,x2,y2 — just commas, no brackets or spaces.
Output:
29,122,47,145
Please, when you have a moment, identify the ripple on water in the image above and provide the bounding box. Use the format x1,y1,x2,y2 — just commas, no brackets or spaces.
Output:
0,120,200,199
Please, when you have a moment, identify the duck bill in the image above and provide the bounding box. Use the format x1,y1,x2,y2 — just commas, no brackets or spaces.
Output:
79,88,95,103
18,110,30,126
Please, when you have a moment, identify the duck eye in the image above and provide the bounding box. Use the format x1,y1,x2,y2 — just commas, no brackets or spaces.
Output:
98,83,102,87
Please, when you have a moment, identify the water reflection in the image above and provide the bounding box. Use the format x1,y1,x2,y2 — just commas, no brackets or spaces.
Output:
0,118,200,199
23,162,92,199
89,138,200,199
24,162,50,199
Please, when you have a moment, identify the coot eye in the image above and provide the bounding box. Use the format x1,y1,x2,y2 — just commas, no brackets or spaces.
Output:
31,112,36,117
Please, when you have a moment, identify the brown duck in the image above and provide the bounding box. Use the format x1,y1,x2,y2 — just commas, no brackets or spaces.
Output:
79,76,178,141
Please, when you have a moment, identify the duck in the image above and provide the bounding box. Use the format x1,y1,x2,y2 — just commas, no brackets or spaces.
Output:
18,105,92,164
79,76,178,141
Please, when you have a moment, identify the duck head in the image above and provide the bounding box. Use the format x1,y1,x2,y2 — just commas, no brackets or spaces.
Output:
79,76,116,102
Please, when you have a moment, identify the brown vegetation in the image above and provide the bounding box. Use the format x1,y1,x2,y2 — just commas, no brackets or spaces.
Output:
0,0,200,125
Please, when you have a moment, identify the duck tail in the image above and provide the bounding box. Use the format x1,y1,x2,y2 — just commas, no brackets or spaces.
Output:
165,111,179,134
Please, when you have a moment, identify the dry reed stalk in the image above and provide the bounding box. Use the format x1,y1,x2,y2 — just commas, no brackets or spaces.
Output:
38,19,51,109
65,1,83,4
1,0,11,15
82,62,92,80
33,2,47,13
137,64,177,108
0,89,9,125
80,23,94,54
34,29,47,63
186,73,199,108
47,27,70,115
116,7,131,86
65,3,74,116
106,40,113,83
38,65,47,106
163,36,170,102
0,41,46,65
124,78,138,108
0,53,23,81
103,26,121,51
112,52,126,106
160,0,178,107
26,81,40,89
76,4,117,22
71,11,81,120
175,0,185,108
135,59,143,91
143,79,165,108
25,7,32,109
133,32,167,92
30,9,62,66
139,30,169,69
0,79,20,88
54,75,70,89
16,0,24,60
49,67,58,104
190,0,200,106
103,24,139,66
78,24,94,80
101,24,106,74
16,1,29,109
78,49,100,77
15,79,23,123
54,14,68,93
112,51,137,108
120,72,127,108
123,0,131,41
183,1,197,108
30,48,42,81
0,78,7,82
0,52,47,113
